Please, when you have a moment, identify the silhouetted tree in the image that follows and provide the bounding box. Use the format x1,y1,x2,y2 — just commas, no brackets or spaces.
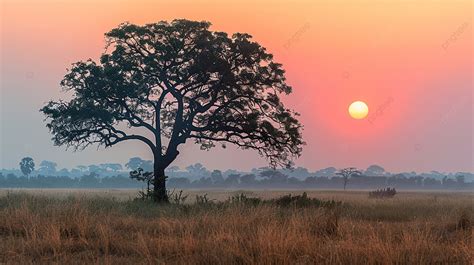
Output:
19,157,35,177
41,19,303,202
336,167,361,190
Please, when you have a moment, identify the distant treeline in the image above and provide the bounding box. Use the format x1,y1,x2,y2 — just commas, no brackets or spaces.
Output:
0,172,472,190
3,157,473,190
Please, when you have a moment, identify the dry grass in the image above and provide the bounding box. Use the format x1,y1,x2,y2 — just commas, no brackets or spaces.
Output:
0,190,472,264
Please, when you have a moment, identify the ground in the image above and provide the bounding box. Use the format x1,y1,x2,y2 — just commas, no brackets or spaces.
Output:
0,189,472,264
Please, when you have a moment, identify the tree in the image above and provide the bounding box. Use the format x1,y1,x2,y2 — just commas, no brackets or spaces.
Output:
260,170,288,184
240,173,257,186
225,173,241,187
76,165,88,172
336,167,361,190
19,157,35,177
41,19,304,202
100,163,123,172
87,165,103,174
39,160,58,175
126,157,153,172
365,164,385,176
455,175,465,186
58,168,70,176
166,166,180,174
211,170,224,185
185,163,209,179
315,167,337,177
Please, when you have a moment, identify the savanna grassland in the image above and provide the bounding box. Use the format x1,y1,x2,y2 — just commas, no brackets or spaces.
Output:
0,189,472,264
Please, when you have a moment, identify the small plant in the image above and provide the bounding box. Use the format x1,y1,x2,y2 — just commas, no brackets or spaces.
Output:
369,187,396,198
195,194,214,205
227,193,262,206
168,189,189,205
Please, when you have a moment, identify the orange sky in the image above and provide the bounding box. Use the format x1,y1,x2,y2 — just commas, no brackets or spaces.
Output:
1,0,472,172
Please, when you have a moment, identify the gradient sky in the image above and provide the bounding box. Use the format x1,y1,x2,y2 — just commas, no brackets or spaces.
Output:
1,0,472,173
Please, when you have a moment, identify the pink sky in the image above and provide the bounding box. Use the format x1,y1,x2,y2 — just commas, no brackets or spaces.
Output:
1,0,472,172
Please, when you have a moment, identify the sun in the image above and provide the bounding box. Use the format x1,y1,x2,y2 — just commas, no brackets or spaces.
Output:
348,101,369,119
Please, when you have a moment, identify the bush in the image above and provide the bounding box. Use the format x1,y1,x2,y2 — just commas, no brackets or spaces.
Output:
272,192,341,208
369,188,396,198
226,193,262,206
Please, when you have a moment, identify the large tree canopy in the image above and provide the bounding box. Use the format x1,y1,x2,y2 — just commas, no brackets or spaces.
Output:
41,19,304,202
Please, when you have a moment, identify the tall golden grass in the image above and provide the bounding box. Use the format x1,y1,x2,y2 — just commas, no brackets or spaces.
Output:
0,191,472,264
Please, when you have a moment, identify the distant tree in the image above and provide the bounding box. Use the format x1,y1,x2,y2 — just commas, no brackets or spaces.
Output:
57,168,70,176
240,174,257,186
336,167,361,190
211,170,224,185
287,176,302,185
282,166,310,179
41,20,303,202
223,169,240,177
166,166,180,174
100,163,123,172
260,170,288,184
39,160,57,175
455,175,465,186
76,165,88,172
251,167,271,175
168,177,190,188
442,176,448,185
194,177,213,187
125,157,153,172
19,157,35,177
315,167,337,177
87,165,102,174
80,172,100,187
70,168,82,177
365,165,385,176
186,163,210,179
225,173,241,186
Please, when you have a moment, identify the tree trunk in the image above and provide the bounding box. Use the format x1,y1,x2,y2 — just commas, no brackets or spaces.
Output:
153,165,169,203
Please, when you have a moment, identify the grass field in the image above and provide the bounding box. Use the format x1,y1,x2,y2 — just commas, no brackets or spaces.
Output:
0,189,472,264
